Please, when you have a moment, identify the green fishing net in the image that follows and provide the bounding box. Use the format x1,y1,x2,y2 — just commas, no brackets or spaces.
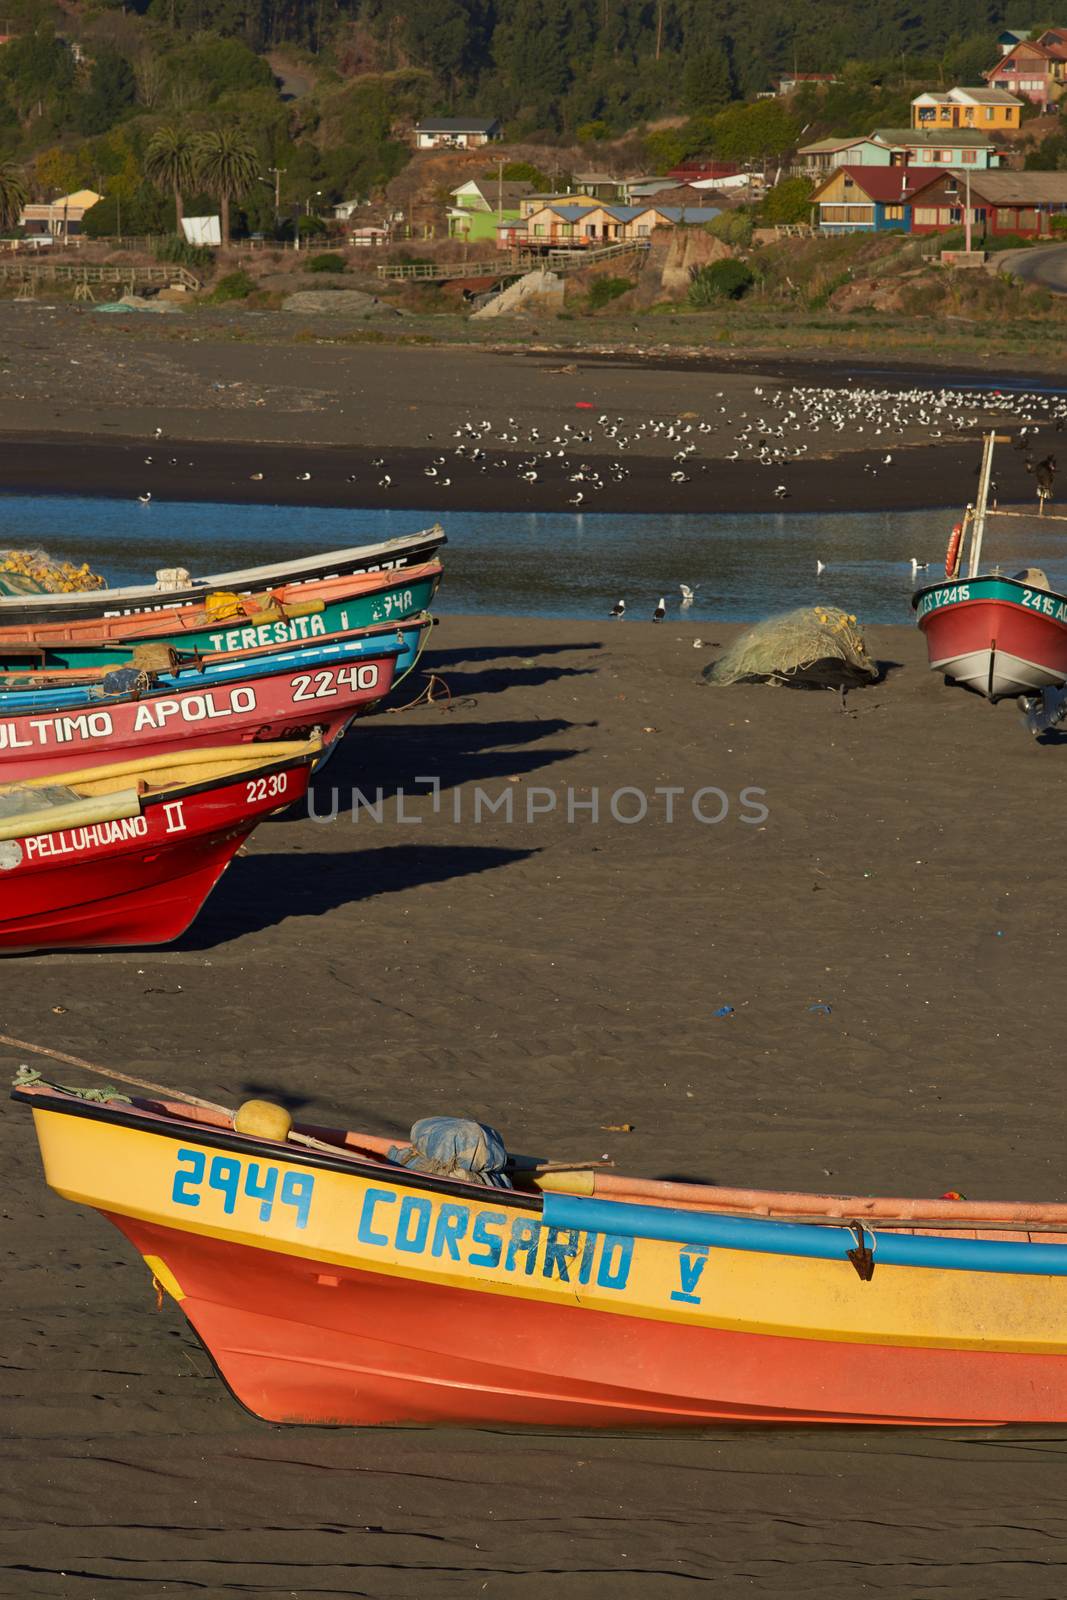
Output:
703,606,879,690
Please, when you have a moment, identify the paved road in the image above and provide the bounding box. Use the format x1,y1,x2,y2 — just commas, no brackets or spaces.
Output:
999,242,1067,293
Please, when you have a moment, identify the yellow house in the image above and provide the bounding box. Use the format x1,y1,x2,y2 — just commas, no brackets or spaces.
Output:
19,188,103,237
912,87,1022,131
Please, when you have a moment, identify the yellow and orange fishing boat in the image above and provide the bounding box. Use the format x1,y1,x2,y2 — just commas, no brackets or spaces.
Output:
15,1074,1067,1429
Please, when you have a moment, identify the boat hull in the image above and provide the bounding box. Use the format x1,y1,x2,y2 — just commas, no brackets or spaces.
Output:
110,1216,1067,1428
0,529,446,627
915,577,1067,700
21,1099,1067,1429
0,646,399,783
0,755,312,952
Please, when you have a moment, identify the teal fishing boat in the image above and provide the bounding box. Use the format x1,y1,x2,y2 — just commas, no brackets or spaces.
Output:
0,567,440,678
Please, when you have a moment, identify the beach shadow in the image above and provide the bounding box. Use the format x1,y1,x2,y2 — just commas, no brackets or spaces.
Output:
183,844,538,949
427,642,603,666
301,717,588,807
431,665,596,695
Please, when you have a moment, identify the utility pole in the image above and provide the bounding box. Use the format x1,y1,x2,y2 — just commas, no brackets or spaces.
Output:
964,166,972,254
497,156,504,219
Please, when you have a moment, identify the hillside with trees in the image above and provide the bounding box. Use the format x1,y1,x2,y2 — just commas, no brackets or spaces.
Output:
0,0,1058,233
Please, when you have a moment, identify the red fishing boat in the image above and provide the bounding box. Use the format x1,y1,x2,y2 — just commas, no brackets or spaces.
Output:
0,739,319,953
0,620,430,783
914,431,1067,701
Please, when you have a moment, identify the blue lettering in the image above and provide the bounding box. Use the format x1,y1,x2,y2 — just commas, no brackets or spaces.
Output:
172,1148,205,1208
505,1217,542,1275
670,1245,710,1305
577,1231,598,1285
279,1171,314,1230
207,1155,241,1215
357,1187,397,1247
396,1195,431,1254
430,1202,470,1260
541,1226,581,1281
597,1235,634,1291
467,1210,506,1267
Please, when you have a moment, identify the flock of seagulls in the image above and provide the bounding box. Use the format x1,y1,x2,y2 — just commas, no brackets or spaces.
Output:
131,383,1067,517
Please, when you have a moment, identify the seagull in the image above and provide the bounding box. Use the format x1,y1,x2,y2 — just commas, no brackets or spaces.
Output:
424,466,438,477
153,426,163,438
250,472,264,481
679,584,696,606
143,456,153,464
568,492,584,505
297,471,311,482
816,560,825,575
611,599,626,619
910,558,928,575
653,597,666,622
774,485,788,498
137,493,151,505
379,475,391,488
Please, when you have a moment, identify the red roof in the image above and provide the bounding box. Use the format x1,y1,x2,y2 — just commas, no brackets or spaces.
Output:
820,165,944,203
1037,29,1067,59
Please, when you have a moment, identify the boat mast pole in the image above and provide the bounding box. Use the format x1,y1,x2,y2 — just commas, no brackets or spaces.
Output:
968,430,995,579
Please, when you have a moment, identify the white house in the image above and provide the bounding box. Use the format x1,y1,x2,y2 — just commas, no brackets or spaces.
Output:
414,118,502,150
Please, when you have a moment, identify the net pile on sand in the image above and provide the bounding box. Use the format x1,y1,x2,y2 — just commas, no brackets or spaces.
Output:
0,549,105,597
702,606,879,690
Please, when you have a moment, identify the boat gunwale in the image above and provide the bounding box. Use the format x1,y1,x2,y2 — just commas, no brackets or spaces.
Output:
912,572,1067,614
11,1084,546,1212
0,528,448,614
15,1083,1067,1236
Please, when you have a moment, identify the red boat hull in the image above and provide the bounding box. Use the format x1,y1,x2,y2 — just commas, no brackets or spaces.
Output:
0,652,396,783
113,1217,1067,1428
0,759,311,952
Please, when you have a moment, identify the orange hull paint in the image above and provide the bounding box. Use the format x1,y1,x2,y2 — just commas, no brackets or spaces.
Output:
114,1217,1067,1428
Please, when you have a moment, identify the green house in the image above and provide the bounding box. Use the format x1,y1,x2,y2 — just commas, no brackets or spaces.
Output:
448,179,534,242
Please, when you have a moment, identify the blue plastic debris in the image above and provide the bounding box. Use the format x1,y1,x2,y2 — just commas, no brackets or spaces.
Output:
713,1005,734,1018
808,1003,833,1015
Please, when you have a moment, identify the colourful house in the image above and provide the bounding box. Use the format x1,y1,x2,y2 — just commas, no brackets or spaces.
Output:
798,128,1002,178
987,31,1067,107
870,128,1003,168
521,203,717,247
19,189,102,238
448,178,534,241
910,169,1067,239
811,166,942,233
414,118,501,150
912,87,1022,131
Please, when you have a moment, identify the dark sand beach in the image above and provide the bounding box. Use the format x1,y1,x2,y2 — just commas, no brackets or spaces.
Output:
5,617,1067,1598
0,305,1063,512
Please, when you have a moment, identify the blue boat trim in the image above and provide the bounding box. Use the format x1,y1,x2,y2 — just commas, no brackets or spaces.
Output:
0,623,428,713
544,1194,1067,1277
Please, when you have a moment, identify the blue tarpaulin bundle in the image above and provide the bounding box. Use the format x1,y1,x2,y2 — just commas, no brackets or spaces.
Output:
388,1117,512,1189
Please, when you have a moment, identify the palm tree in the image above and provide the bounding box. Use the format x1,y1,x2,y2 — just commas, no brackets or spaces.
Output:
194,128,258,247
0,162,28,234
145,126,196,230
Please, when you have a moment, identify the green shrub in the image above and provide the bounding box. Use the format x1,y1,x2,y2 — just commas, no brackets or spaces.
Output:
689,259,754,303
577,120,611,142
156,235,215,271
1052,216,1067,238
706,209,753,247
308,252,346,273
587,275,634,309
758,177,814,225
485,160,550,188
210,269,255,302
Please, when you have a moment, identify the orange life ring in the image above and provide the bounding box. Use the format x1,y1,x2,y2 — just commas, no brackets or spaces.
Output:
945,524,963,578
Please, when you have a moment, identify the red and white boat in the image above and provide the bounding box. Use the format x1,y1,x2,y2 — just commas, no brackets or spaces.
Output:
0,739,319,953
915,431,1067,702
0,621,430,783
